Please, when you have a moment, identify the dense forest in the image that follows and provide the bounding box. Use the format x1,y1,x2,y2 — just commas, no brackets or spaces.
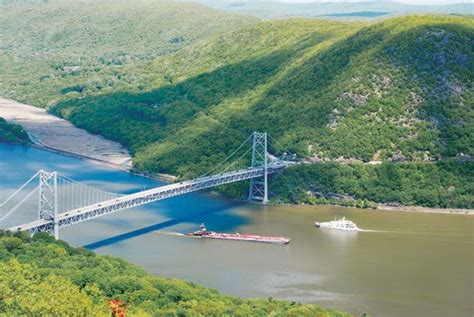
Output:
0,231,349,316
51,15,472,208
1,1,472,209
54,15,472,165
270,160,473,209
0,118,29,144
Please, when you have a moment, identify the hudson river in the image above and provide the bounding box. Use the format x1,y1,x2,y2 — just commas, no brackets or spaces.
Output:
1,143,472,317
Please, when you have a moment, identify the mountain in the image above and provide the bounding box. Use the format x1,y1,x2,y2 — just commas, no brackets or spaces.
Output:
193,1,473,19
1,7,472,208
51,15,473,164
0,0,257,105
51,15,473,208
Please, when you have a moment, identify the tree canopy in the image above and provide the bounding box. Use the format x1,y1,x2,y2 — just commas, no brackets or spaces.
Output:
0,231,349,316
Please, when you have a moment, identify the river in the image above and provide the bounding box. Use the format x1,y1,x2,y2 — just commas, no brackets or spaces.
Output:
0,143,472,317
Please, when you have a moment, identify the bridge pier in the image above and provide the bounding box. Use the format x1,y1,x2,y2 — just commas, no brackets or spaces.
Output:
38,170,59,239
248,132,268,204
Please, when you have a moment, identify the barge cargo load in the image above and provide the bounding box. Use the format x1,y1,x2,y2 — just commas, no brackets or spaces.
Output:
186,224,290,245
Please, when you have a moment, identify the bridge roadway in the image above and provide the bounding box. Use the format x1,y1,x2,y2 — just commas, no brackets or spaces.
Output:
9,163,285,235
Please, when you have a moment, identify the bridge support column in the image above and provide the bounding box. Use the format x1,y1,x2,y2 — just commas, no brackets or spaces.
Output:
248,132,268,204
53,172,59,239
38,170,59,239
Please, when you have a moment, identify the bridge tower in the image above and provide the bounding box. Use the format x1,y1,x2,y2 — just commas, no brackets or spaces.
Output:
248,132,268,204
38,170,59,239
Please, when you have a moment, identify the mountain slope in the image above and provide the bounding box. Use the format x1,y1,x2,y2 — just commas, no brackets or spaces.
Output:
0,0,257,105
52,16,473,170
2,11,472,208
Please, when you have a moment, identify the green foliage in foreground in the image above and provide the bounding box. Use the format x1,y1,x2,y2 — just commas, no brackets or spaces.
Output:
270,160,474,209
0,231,350,317
0,118,29,144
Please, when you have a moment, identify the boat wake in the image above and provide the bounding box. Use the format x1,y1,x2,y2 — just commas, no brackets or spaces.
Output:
358,229,383,233
154,231,186,237
357,229,425,234
152,231,209,239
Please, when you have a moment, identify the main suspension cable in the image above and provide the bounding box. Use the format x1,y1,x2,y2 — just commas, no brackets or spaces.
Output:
0,170,40,208
58,173,121,197
0,185,39,223
220,146,253,174
268,135,296,158
199,133,253,178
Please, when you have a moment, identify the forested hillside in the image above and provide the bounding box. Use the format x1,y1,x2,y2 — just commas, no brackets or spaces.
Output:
1,6,472,209
0,118,29,144
0,0,256,105
0,231,349,316
51,16,473,165
271,160,473,209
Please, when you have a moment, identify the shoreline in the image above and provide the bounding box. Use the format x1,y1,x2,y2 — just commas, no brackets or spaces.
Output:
0,97,178,182
2,97,471,216
7,139,473,216
271,201,473,215
0,97,132,167
28,141,178,183
375,204,472,215
29,139,131,172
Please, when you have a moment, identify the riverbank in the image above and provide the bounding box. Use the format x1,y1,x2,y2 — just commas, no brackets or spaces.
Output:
2,97,471,215
271,162,473,213
272,197,473,216
1,143,472,317
0,97,181,181
0,97,132,169
376,204,473,215
0,231,350,316
270,201,473,215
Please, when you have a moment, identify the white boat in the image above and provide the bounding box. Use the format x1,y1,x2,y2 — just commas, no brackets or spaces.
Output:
314,216,359,231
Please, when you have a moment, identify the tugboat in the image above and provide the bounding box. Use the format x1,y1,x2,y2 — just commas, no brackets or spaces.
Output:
314,216,359,232
186,223,290,245
185,223,215,237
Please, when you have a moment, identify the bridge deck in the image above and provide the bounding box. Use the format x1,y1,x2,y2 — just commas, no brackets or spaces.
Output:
9,164,286,235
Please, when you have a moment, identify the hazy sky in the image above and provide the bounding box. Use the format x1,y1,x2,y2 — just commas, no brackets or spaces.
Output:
279,0,473,4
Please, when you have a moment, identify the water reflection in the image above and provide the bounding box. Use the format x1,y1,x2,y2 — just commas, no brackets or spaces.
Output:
85,202,244,249
320,229,358,246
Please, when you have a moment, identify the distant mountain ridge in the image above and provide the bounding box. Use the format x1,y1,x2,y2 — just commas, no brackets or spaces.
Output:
193,1,473,19
0,0,257,105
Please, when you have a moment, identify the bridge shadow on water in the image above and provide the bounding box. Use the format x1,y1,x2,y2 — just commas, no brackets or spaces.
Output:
84,200,246,250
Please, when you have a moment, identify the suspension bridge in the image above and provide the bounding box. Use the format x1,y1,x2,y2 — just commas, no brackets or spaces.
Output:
0,132,294,239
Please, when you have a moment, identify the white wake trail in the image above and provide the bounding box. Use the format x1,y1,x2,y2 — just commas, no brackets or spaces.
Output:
154,231,185,236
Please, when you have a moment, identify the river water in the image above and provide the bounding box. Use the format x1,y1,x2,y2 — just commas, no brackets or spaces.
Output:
0,143,472,317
